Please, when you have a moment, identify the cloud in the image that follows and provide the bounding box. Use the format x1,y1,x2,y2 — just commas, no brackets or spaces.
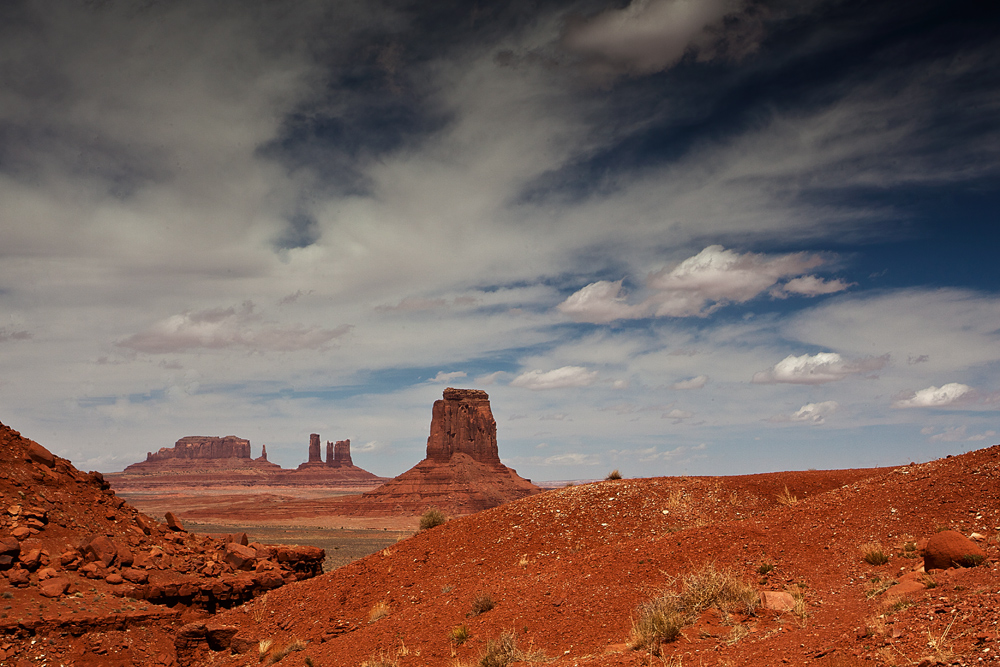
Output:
926,426,997,442
510,366,598,390
0,328,32,342
376,297,448,312
893,383,972,409
752,352,889,384
427,370,467,383
118,302,351,353
769,400,839,424
561,0,759,79
558,246,827,323
556,280,646,323
772,276,853,298
663,408,693,423
672,375,708,390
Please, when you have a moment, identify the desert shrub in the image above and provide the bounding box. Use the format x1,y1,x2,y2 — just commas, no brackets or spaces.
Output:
450,624,470,645
605,469,623,480
757,562,774,576
268,638,306,664
860,542,889,566
776,486,798,506
864,576,896,599
478,632,517,667
259,638,274,660
419,507,447,531
469,592,495,616
629,565,759,653
368,601,390,622
962,553,985,567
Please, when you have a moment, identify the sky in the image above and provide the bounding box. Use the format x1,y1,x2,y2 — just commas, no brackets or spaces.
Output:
1,0,998,481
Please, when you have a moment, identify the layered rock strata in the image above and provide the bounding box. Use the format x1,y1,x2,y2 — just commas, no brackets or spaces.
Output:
338,388,541,516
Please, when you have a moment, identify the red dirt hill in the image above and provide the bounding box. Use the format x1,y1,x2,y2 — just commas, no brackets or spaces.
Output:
0,420,325,665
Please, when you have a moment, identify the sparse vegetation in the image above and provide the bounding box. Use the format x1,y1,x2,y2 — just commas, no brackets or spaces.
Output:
369,601,390,622
419,507,447,531
860,542,889,566
629,564,759,654
475,632,545,667
450,624,470,645
962,553,985,566
1,592,12,599
268,638,307,664
259,638,274,661
864,576,897,599
469,592,495,616
360,650,398,667
605,469,623,480
901,541,918,558
757,562,774,576
776,486,798,506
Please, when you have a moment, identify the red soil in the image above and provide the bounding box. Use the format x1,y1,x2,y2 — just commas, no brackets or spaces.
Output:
3,416,999,666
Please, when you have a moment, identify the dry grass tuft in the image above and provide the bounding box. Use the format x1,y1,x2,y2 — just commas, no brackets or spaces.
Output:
864,576,897,599
475,631,545,667
860,542,889,566
258,638,273,661
605,469,623,480
450,624,470,646
469,592,495,616
267,637,306,664
361,650,399,667
776,486,798,506
419,507,447,530
629,564,759,654
369,600,390,623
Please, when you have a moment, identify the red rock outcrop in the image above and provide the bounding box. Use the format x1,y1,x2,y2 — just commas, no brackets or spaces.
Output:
337,388,541,517
0,418,325,645
119,435,280,475
329,439,353,467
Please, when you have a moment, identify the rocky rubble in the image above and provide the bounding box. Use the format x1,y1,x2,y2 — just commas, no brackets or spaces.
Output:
0,419,325,664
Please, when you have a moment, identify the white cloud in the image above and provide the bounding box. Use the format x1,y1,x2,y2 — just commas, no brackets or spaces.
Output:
926,426,997,442
562,0,752,78
510,366,599,390
893,383,972,408
118,302,351,353
672,375,708,390
557,280,646,323
752,352,888,384
663,408,693,422
558,246,827,323
769,400,839,424
427,370,467,383
773,275,853,298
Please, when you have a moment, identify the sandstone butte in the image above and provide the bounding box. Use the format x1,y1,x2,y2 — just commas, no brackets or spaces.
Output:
107,432,387,491
335,387,542,516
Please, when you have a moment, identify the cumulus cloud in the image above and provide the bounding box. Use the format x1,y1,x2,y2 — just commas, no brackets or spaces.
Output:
752,352,888,384
663,408,693,423
769,400,839,424
427,370,467,383
772,275,853,298
556,280,646,323
118,302,351,353
672,375,708,390
562,0,758,78
558,246,828,323
510,366,598,390
893,383,972,409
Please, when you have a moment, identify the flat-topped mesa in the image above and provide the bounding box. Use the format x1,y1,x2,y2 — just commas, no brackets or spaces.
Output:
426,388,501,465
328,439,353,467
145,436,251,462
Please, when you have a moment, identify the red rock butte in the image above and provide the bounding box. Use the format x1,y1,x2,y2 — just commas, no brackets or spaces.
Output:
338,388,541,516
108,434,386,491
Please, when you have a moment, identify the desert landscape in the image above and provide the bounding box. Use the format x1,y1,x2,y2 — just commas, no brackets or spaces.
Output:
2,387,998,666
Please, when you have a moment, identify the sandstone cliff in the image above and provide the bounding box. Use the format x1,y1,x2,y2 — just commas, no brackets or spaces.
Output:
338,388,541,516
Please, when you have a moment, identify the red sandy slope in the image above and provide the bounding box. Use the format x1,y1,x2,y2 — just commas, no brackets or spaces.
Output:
200,447,999,667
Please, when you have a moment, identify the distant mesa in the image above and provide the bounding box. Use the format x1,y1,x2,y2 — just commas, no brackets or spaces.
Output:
109,432,386,491
337,387,541,517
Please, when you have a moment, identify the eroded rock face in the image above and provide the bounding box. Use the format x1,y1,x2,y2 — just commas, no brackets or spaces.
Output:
426,388,501,465
329,440,353,467
145,436,251,462
308,434,322,463
339,388,540,517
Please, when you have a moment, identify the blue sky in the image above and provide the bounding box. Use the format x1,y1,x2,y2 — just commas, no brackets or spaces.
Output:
1,0,998,480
